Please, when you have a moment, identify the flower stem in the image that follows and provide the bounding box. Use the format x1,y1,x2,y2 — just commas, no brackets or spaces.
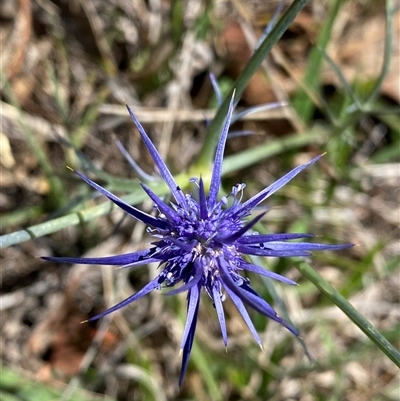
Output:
295,259,400,368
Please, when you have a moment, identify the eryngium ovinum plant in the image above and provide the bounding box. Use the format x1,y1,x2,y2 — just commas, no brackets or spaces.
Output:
43,96,352,384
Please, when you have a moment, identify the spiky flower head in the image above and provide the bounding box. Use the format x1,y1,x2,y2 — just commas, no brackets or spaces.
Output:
44,96,351,384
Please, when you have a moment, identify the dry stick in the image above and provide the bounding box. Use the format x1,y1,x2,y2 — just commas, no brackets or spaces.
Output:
99,104,289,122
1,101,289,142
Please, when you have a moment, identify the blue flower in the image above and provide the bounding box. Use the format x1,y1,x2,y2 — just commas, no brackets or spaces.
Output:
43,97,352,384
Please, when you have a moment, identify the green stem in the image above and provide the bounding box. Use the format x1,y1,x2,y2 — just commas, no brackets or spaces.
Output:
295,260,400,368
0,186,156,248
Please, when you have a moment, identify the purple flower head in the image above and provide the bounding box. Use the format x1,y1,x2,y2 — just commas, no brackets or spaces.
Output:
44,96,352,384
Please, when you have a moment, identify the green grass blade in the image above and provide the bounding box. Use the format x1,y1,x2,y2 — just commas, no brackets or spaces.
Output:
292,0,343,123
295,259,400,368
194,0,310,171
365,0,394,105
315,46,361,109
